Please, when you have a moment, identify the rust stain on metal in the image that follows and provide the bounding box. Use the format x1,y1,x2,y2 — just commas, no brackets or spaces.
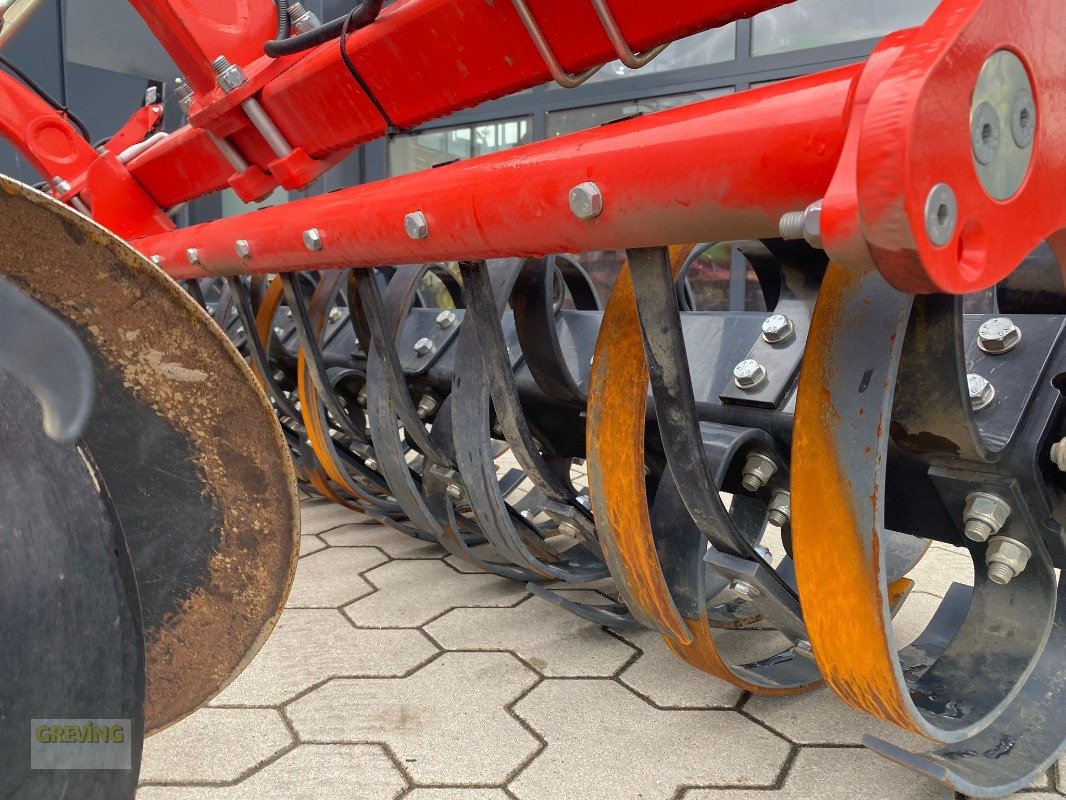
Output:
791,262,924,736
0,177,300,733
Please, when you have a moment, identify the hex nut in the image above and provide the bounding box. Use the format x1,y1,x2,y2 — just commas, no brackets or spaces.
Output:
766,489,791,527
741,452,777,492
235,239,252,259
413,337,434,356
978,317,1021,354
569,181,604,220
328,307,343,323
405,211,429,240
436,309,456,328
186,247,201,265
963,491,1011,542
730,580,761,599
446,483,464,500
985,536,1032,585
761,314,794,344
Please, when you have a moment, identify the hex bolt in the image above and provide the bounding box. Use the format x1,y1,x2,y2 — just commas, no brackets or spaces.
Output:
733,358,767,390
753,544,773,563
364,457,378,471
794,639,815,659
416,395,439,419
985,536,1032,585
970,101,1001,166
235,239,252,259
446,483,464,500
303,228,323,251
436,309,456,328
962,491,1011,543
766,490,791,528
150,255,163,266
924,183,958,247
357,389,368,408
174,79,194,116
186,247,201,265
731,579,761,599
778,199,822,248
761,314,794,344
413,337,435,357
211,55,247,93
967,373,995,411
741,452,777,492
569,181,604,220
1011,88,1036,148
404,211,429,240
520,509,532,519
328,307,343,323
288,1,321,34
978,317,1022,354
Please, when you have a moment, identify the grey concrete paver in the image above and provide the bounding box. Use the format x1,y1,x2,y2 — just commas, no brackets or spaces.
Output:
139,709,291,784
285,546,387,608
510,679,790,800
300,500,377,535
322,523,450,559
287,652,539,785
424,593,635,676
137,744,405,800
299,534,327,558
210,609,436,707
344,559,528,628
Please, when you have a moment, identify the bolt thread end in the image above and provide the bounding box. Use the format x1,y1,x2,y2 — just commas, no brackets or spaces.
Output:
964,520,994,542
767,509,789,528
289,1,306,15
741,473,763,492
210,55,230,73
779,211,806,240
987,561,1015,585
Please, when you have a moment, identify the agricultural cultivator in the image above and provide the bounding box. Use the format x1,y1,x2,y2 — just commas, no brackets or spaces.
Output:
1,0,1065,796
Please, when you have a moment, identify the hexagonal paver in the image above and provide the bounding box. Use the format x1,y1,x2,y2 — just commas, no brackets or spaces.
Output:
684,747,952,800
344,560,528,628
510,679,790,800
405,792,510,800
300,500,377,535
287,652,539,785
210,609,436,707
424,593,635,676
299,535,326,558
618,629,750,708
321,523,449,559
136,744,405,800
286,547,387,608
140,708,291,784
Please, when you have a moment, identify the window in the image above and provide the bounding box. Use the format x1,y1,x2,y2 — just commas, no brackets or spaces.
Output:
752,0,940,56
389,118,531,177
587,25,736,83
546,88,732,138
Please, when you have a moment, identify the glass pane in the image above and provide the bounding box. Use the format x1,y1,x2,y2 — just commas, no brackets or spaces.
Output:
588,24,736,83
546,88,731,138
389,118,529,176
752,0,939,56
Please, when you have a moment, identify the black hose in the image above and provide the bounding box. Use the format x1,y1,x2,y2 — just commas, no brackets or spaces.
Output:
0,53,91,142
274,0,290,41
264,0,383,58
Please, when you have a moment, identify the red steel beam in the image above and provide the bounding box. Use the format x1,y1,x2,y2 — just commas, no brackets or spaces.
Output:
134,63,864,278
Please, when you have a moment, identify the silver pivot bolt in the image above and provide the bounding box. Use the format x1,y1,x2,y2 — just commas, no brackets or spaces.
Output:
977,317,1021,354
730,580,761,599
761,314,794,344
413,337,435,356
967,373,995,411
404,211,429,240
186,248,201,265
985,536,1032,585
740,452,777,492
766,490,791,528
416,395,439,419
962,491,1011,543
733,359,767,390
569,181,604,220
446,483,464,500
211,55,247,93
328,307,343,323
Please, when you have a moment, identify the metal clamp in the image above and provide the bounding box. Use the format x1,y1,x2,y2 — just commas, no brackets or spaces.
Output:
510,0,666,88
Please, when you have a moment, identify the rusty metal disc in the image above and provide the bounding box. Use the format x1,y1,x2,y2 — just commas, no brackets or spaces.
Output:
0,176,299,733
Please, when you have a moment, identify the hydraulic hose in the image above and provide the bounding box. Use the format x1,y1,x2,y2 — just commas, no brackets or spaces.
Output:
264,0,383,58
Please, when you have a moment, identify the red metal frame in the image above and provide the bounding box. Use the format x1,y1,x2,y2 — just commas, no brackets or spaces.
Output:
0,0,1061,294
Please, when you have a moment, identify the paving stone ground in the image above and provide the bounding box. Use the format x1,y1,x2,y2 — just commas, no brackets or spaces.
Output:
137,499,1060,800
